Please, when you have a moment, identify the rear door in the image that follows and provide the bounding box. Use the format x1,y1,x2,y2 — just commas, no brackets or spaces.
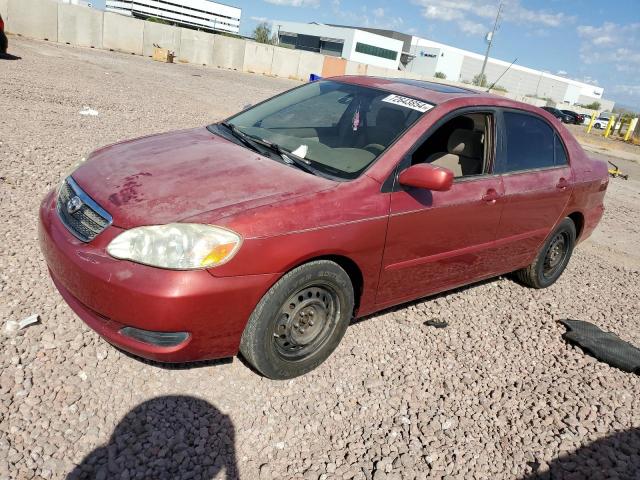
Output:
492,110,573,270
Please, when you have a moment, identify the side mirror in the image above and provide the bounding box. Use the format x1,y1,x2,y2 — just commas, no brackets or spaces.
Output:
398,163,453,191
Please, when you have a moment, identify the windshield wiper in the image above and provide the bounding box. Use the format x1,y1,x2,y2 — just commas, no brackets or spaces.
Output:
220,122,319,176
219,121,265,155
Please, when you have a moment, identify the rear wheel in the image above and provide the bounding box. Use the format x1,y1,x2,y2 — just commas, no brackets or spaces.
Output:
515,218,576,289
240,260,354,379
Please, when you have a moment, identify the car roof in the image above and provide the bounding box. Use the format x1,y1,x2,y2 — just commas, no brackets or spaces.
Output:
331,75,504,106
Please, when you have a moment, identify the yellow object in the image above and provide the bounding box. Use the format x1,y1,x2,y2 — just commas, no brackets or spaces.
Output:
201,243,236,267
607,161,629,180
152,47,174,63
604,115,615,138
586,112,597,133
624,118,638,142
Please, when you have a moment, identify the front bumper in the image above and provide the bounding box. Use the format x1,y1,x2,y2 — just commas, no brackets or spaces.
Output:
38,190,279,362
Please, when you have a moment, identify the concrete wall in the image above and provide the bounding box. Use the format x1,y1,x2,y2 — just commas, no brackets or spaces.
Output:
58,3,103,49
212,35,244,70
297,51,325,81
103,11,143,55
322,56,346,77
7,0,58,41
243,42,274,75
345,60,367,76
178,28,214,65
0,0,8,20
271,47,300,80
142,21,181,58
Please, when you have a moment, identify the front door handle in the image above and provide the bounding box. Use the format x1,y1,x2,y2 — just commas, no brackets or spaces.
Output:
482,188,499,204
556,178,569,190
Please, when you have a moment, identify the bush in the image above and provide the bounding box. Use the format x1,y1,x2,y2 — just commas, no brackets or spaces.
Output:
434,72,446,79
584,101,601,110
472,73,487,87
491,85,508,92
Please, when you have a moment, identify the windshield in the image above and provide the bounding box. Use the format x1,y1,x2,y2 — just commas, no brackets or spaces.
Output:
223,80,430,179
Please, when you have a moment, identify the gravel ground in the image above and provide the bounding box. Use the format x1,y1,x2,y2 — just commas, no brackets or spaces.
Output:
1,38,639,480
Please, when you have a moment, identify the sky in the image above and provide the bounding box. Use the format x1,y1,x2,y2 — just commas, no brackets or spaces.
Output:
91,0,640,110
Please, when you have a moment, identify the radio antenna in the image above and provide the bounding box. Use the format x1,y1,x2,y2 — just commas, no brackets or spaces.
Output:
487,57,517,92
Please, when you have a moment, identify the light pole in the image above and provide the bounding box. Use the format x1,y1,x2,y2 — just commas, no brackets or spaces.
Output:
479,2,503,87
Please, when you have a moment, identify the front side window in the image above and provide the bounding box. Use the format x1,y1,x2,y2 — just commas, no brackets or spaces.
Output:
411,112,493,178
224,80,428,179
499,112,555,173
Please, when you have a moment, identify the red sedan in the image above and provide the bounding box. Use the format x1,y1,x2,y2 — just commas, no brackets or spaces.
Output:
39,77,608,379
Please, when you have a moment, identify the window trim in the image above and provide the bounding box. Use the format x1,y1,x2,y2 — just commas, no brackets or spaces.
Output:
382,106,499,192
495,107,571,175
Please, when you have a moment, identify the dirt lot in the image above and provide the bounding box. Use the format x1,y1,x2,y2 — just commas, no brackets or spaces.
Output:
1,38,639,480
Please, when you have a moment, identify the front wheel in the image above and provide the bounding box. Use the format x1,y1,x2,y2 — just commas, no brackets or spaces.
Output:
515,218,576,289
240,260,354,379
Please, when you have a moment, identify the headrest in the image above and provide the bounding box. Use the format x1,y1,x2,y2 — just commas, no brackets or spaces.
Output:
376,107,406,128
447,129,482,158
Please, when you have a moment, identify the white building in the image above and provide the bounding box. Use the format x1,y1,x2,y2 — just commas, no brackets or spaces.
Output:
58,0,93,6
406,37,605,106
105,0,241,34
276,22,404,70
337,26,608,109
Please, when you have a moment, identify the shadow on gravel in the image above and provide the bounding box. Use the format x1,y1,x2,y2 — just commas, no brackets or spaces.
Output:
0,53,21,60
114,346,234,370
351,276,502,326
521,427,640,480
67,395,239,480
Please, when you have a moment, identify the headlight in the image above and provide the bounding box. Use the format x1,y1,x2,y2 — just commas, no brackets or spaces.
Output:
107,224,242,270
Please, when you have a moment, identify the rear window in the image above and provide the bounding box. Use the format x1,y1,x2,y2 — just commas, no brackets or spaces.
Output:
499,112,555,173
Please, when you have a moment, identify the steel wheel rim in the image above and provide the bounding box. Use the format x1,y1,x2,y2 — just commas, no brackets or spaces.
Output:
272,283,340,361
543,232,568,278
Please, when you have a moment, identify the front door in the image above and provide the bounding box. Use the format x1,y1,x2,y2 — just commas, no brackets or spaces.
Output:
376,175,505,306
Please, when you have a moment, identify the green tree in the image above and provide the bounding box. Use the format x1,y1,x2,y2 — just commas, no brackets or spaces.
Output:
584,101,601,110
472,73,487,87
253,22,272,44
434,71,446,79
146,16,170,25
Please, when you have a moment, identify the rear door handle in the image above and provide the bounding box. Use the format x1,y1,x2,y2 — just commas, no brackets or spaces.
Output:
482,188,499,204
556,178,569,190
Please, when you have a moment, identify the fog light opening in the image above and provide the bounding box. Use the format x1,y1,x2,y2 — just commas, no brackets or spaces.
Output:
120,327,190,347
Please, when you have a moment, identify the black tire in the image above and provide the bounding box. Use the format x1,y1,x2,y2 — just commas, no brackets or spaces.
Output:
240,260,354,379
515,218,576,289
0,31,7,55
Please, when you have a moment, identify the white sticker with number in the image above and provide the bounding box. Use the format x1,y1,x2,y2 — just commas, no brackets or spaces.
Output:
381,94,434,113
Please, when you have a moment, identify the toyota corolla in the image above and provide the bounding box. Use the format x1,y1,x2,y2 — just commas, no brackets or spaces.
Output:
39,77,608,379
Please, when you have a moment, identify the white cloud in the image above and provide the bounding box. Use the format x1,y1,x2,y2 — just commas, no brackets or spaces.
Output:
264,0,319,7
250,16,269,23
577,22,640,72
331,3,404,30
611,85,640,100
413,0,570,36
373,7,385,18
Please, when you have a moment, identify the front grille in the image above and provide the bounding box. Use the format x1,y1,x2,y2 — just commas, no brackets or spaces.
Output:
56,177,112,242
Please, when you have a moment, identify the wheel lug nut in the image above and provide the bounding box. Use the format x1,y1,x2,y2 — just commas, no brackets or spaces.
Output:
308,320,314,326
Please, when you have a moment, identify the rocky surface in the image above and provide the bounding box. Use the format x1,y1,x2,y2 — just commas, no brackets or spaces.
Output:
1,38,639,480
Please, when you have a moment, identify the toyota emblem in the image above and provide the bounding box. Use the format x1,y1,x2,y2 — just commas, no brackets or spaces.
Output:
66,196,83,214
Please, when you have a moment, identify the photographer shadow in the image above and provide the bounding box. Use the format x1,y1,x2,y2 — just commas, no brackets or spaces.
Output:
68,395,238,480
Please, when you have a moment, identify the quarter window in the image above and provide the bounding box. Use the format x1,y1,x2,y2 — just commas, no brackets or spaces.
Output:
554,134,568,165
500,112,555,172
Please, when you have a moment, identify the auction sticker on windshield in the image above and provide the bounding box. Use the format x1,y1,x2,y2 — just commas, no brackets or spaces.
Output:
381,94,434,113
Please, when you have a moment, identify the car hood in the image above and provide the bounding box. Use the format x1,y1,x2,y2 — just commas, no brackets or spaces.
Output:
71,127,336,230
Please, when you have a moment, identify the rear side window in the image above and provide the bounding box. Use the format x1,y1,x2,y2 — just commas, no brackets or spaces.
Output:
554,134,568,165
500,112,555,173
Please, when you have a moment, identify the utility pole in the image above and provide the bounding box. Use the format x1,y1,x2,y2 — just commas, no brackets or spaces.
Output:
479,2,503,87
